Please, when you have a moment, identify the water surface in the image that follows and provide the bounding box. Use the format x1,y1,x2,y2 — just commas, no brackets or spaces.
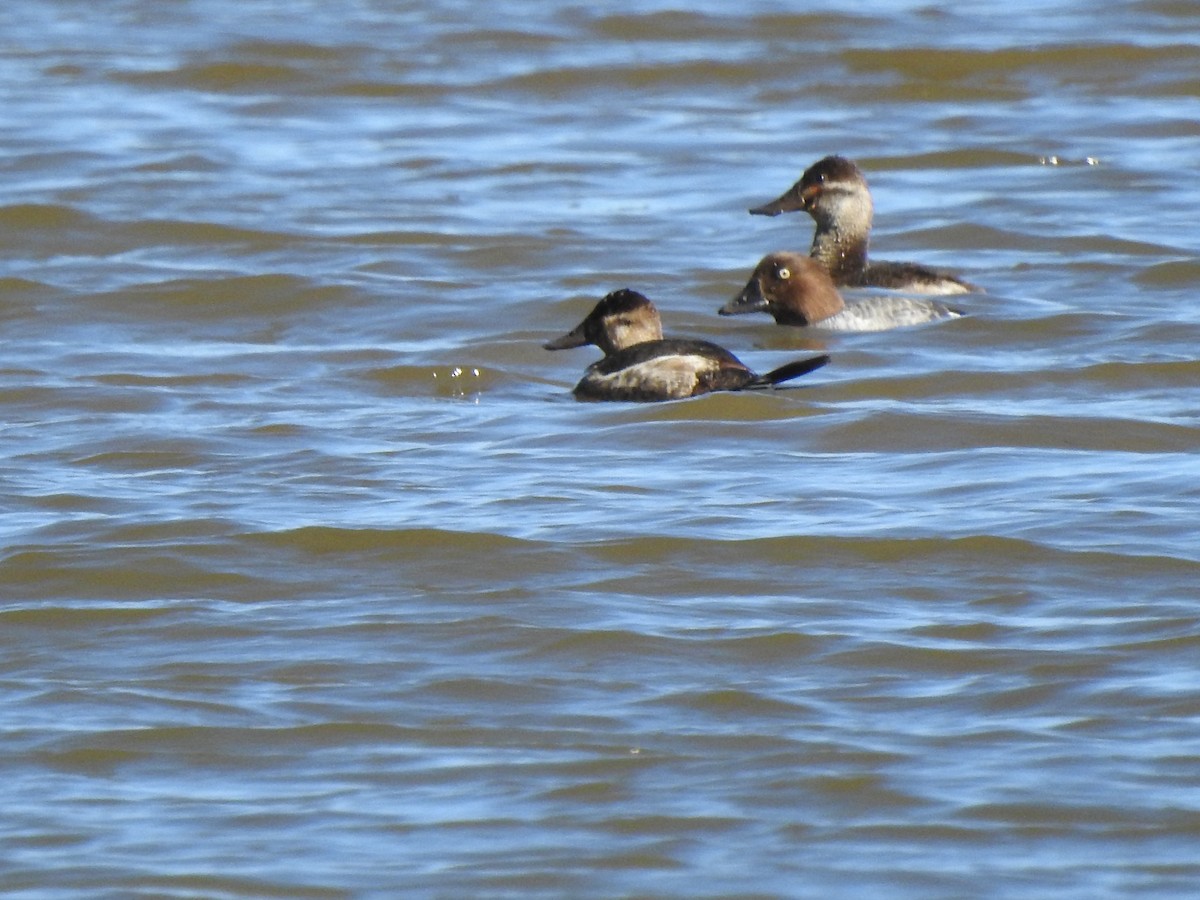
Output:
3,1,1200,897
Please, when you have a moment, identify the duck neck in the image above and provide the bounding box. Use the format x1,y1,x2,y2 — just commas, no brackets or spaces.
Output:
792,273,846,325
810,229,867,284
808,191,872,284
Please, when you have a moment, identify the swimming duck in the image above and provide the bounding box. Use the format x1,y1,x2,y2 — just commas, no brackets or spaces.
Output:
749,155,979,295
720,252,963,332
545,288,830,402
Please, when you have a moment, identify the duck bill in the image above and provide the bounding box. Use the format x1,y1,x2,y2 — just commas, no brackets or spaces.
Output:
719,278,768,316
543,323,589,350
748,183,810,216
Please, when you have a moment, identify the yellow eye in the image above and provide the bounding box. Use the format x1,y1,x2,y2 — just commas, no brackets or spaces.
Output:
777,267,790,280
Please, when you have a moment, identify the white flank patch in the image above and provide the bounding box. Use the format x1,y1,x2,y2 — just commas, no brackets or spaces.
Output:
594,354,708,398
821,296,962,332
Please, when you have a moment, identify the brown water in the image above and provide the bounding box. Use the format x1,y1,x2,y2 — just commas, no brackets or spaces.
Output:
3,2,1200,897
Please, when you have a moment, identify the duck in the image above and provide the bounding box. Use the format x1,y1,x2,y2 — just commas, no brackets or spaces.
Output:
720,252,963,332
545,288,830,402
749,155,980,295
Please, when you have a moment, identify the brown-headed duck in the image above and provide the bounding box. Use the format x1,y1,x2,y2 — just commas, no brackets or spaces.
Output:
720,252,963,331
546,288,829,402
749,155,980,295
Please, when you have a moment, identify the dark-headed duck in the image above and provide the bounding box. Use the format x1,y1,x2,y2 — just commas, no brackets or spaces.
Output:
749,155,980,295
546,288,829,402
720,252,963,331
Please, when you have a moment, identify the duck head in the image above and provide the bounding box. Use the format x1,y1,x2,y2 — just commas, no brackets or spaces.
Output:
749,155,873,236
544,288,664,356
719,253,845,327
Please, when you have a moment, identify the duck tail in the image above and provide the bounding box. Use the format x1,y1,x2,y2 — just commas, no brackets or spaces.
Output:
749,354,831,388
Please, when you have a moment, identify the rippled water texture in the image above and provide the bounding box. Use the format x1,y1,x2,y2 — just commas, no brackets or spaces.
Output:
3,1,1200,897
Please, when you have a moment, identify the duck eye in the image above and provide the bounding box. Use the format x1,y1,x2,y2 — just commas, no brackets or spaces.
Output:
777,267,790,280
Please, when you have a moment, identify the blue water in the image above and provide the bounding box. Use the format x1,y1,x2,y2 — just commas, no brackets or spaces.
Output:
3,2,1200,897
